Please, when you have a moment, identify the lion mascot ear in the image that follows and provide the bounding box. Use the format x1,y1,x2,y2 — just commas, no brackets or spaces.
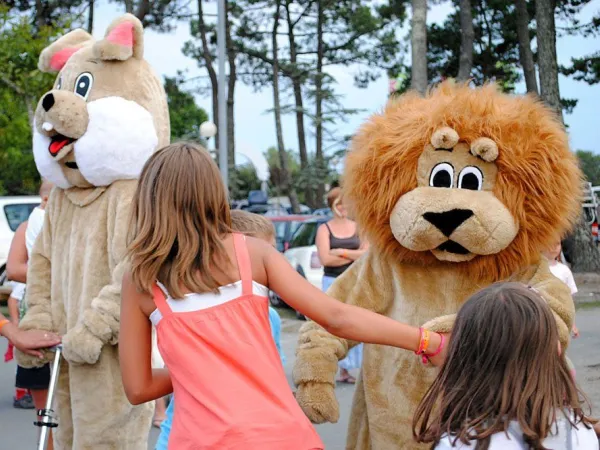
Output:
93,13,144,61
38,29,94,73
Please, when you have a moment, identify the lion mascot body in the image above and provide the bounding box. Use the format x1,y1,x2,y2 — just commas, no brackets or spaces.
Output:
293,82,581,449
15,14,169,449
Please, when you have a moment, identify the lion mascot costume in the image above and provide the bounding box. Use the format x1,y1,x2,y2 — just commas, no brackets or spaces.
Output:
15,14,169,449
293,81,581,449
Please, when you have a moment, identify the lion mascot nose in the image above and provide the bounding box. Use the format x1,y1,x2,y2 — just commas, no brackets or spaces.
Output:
42,93,55,112
423,209,474,237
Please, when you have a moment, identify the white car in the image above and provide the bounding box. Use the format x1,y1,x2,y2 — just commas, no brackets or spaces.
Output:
0,196,41,284
270,218,328,318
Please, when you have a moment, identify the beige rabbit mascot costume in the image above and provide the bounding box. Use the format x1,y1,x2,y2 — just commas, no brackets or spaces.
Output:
15,14,169,449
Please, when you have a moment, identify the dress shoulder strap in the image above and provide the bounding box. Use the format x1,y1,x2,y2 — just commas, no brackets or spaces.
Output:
232,233,253,296
324,223,332,235
152,282,173,317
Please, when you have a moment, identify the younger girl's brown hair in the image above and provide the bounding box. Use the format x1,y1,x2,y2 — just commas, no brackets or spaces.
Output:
128,142,231,299
413,282,595,450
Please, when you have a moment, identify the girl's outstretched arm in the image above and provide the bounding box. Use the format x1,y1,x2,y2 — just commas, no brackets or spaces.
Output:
263,244,442,358
120,271,172,405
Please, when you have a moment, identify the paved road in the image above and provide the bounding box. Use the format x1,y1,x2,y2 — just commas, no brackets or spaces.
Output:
1,308,598,450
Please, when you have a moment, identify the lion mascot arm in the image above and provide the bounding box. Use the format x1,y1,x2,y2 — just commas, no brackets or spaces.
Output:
15,193,57,368
423,258,575,349
293,249,395,424
61,183,135,365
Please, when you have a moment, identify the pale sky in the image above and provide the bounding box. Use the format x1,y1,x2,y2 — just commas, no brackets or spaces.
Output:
92,0,600,180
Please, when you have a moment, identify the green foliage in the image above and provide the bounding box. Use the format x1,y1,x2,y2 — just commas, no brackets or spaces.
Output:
230,164,262,200
576,150,600,186
164,74,209,142
263,146,337,203
0,8,64,195
392,0,521,94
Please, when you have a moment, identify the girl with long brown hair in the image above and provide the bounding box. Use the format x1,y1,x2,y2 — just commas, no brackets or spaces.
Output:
413,282,598,450
119,143,447,450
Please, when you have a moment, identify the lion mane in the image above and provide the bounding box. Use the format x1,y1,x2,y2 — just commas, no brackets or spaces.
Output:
344,81,583,281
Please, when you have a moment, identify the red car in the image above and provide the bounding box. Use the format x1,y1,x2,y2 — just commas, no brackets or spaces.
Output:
269,215,314,252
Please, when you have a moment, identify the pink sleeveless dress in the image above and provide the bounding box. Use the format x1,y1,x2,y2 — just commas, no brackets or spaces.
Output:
153,233,324,450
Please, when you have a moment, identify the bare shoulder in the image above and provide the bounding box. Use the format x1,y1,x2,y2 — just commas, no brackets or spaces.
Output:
122,269,157,316
244,236,276,286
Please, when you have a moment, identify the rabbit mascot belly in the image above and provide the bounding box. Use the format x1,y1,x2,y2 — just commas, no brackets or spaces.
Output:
15,14,169,450
292,81,582,449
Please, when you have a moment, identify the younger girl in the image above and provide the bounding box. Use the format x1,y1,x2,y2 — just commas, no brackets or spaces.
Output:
120,143,446,450
413,282,598,450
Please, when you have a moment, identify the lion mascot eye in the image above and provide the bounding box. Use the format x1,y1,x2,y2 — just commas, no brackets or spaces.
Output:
430,162,454,188
458,166,483,191
74,72,93,100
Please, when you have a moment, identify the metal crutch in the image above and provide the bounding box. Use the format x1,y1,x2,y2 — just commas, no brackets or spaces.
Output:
35,344,62,450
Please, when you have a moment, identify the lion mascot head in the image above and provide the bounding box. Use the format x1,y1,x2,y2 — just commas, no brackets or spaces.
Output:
32,14,169,189
345,81,582,281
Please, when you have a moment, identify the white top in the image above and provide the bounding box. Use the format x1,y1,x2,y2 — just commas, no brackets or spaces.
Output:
436,414,598,449
549,260,578,295
149,280,269,326
9,207,45,304
25,207,45,257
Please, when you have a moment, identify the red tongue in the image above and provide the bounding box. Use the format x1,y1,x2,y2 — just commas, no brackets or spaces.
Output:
49,137,71,156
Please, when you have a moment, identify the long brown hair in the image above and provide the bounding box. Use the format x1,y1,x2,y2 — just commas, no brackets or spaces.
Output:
128,142,232,298
413,282,594,450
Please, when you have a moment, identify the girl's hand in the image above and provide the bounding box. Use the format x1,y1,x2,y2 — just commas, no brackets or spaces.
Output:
330,249,345,257
572,324,580,338
426,333,449,367
6,326,61,358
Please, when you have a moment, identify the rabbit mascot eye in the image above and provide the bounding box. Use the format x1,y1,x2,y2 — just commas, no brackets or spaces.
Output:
292,81,581,449
15,14,169,449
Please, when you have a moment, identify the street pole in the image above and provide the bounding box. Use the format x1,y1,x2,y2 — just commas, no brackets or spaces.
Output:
217,0,228,192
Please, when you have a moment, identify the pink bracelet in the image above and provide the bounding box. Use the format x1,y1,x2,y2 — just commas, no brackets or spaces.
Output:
422,333,445,364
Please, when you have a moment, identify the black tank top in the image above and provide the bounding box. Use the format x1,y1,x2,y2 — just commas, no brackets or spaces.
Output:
323,223,361,278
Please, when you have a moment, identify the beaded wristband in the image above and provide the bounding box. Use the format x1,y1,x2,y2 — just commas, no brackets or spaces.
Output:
422,333,445,364
415,328,430,356
0,319,10,335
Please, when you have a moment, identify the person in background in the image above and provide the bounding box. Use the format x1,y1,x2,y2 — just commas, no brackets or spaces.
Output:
316,187,368,384
543,240,579,337
154,209,286,450
120,143,446,450
414,282,598,449
542,240,580,382
5,244,33,408
6,180,56,448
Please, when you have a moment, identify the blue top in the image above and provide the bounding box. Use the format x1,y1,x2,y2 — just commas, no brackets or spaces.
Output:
155,306,285,450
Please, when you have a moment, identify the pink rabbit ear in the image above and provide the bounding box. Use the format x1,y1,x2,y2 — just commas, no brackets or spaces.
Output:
93,14,144,61
38,29,93,73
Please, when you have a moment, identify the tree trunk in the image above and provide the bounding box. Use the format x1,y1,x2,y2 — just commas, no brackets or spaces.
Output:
410,0,428,94
198,0,219,142
35,0,46,29
285,0,314,208
516,0,538,94
87,0,94,33
315,0,326,207
457,0,474,81
135,0,151,23
124,0,134,13
535,0,561,118
226,0,236,172
563,217,600,272
272,0,300,213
